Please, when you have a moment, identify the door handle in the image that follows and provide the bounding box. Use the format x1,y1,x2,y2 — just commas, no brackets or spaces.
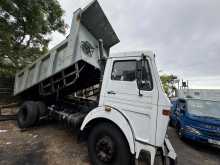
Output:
107,91,116,95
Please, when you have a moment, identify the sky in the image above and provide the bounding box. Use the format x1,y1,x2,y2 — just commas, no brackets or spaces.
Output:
49,0,220,89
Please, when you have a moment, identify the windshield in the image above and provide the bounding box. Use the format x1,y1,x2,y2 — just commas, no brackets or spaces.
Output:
187,99,220,119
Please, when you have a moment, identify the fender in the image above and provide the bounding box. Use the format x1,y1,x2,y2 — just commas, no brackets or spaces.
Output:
80,106,135,154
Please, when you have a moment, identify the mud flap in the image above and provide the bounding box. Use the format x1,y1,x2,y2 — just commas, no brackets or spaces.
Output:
164,135,177,165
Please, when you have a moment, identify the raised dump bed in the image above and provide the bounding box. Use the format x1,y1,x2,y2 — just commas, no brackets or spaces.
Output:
14,0,119,98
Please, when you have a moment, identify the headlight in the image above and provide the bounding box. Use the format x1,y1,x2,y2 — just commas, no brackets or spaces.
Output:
184,126,201,135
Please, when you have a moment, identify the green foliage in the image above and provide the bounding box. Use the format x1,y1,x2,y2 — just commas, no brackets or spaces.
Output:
160,74,177,94
0,0,65,76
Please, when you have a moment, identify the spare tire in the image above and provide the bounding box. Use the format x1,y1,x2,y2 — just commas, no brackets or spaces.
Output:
17,101,38,128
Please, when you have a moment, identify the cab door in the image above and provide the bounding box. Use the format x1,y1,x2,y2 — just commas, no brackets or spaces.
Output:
102,56,159,145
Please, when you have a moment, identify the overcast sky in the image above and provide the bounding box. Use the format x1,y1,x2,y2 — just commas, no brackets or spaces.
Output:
50,0,220,89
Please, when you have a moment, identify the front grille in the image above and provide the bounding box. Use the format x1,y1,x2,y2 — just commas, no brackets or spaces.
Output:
201,130,220,138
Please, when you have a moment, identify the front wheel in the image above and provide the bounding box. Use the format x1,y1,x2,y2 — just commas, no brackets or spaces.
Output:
88,123,132,165
177,124,184,139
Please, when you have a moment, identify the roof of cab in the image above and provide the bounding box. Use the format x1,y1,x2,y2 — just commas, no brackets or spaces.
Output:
110,50,155,58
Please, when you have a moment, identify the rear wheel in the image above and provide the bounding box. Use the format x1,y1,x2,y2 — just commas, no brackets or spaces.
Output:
35,101,48,123
17,101,39,128
88,123,132,165
36,101,48,116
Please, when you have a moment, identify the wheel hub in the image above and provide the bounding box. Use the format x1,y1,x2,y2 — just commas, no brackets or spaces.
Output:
95,136,115,162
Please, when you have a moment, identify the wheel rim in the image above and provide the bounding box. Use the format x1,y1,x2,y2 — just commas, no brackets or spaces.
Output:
95,136,115,163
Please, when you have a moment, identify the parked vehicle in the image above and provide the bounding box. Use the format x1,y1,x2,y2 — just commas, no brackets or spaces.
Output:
14,1,176,164
170,98,220,146
170,98,185,127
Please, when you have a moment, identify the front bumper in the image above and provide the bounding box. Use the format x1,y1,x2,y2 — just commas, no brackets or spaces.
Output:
182,127,220,146
135,136,177,165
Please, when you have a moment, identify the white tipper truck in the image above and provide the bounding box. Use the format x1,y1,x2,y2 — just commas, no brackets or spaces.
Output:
14,1,177,165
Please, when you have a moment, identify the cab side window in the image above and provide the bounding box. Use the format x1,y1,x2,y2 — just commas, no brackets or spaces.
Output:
111,59,153,91
111,60,136,81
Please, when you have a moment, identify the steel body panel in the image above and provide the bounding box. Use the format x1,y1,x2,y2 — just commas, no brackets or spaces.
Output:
80,0,119,48
14,0,118,96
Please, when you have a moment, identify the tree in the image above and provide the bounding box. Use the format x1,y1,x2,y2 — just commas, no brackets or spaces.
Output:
0,0,65,76
160,74,178,97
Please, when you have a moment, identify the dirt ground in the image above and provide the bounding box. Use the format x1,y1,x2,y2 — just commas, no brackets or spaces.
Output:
0,120,89,165
168,127,220,165
0,120,220,165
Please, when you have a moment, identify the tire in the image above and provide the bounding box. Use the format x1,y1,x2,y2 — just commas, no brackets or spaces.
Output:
36,101,48,117
33,101,48,124
154,151,164,165
177,124,184,139
17,101,39,128
88,123,132,165
169,158,178,165
155,149,177,165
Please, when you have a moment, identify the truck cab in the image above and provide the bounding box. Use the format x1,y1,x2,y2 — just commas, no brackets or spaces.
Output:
81,51,176,165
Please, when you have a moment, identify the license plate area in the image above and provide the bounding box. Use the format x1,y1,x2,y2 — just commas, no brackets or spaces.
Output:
208,139,220,145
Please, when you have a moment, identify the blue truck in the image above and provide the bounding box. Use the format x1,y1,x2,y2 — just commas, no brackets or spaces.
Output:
170,98,220,146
